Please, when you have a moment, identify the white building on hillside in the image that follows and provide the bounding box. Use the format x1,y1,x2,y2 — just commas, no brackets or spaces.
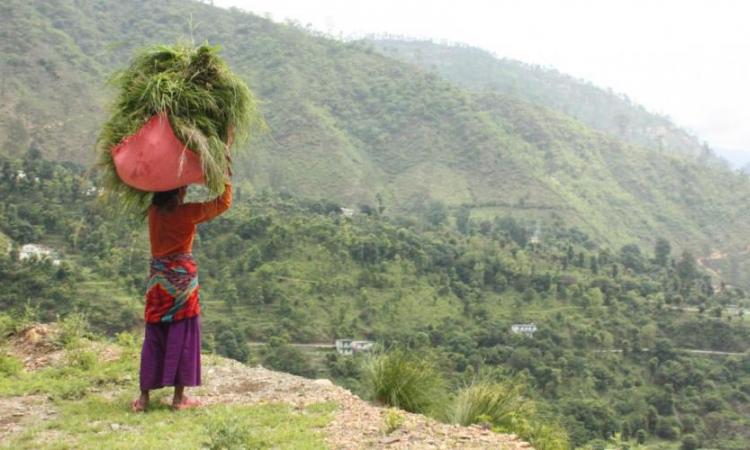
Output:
340,207,355,218
511,323,538,337
19,244,61,266
335,339,374,355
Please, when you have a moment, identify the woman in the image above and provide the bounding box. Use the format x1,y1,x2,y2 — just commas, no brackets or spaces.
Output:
132,178,232,412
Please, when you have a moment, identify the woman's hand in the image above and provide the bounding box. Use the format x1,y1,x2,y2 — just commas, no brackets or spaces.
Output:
226,126,235,148
225,126,235,178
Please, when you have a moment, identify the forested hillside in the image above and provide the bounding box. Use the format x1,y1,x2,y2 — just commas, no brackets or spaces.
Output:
2,154,750,449
369,39,715,162
3,0,750,289
3,2,750,448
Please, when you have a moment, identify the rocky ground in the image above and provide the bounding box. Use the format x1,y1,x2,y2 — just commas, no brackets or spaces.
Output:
1,325,533,449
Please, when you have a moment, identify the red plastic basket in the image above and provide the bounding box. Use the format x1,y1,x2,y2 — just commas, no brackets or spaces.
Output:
111,113,205,192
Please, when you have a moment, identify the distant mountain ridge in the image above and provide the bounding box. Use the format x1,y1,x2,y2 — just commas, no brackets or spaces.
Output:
3,0,750,286
369,38,718,162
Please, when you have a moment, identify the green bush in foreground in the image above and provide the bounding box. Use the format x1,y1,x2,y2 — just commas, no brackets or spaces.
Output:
363,349,446,414
450,380,569,450
450,380,529,427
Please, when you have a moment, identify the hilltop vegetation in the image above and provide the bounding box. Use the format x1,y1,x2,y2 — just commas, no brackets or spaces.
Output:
369,39,714,161
3,0,750,289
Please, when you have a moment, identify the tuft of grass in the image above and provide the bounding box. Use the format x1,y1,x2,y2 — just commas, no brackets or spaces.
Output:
203,412,257,450
450,380,569,450
383,408,405,434
0,354,23,376
96,42,265,214
362,349,446,414
450,380,529,428
57,312,90,348
64,348,98,371
0,314,15,342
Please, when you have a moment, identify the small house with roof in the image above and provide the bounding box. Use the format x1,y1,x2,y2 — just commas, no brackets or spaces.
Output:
19,244,61,266
335,339,374,355
511,323,538,337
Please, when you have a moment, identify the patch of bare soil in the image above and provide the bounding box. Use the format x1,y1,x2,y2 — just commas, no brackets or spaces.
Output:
6,324,65,370
0,395,57,440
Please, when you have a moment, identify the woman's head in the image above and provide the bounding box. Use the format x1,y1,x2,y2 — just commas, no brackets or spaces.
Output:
151,186,187,213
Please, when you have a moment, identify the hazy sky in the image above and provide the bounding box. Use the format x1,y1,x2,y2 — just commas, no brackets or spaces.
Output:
214,0,750,166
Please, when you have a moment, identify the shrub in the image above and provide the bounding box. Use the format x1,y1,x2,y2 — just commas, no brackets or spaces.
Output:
681,434,699,450
57,312,90,348
65,349,97,370
449,380,568,450
383,408,405,434
261,337,315,378
55,378,90,400
524,422,570,450
362,349,446,414
0,354,23,376
655,416,680,440
116,331,138,357
204,414,256,450
450,381,529,427
0,314,15,342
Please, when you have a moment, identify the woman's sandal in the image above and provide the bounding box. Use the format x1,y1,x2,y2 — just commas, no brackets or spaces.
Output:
131,398,148,413
172,396,201,411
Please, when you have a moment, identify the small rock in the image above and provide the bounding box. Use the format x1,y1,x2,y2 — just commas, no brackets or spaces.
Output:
110,423,120,431
381,436,401,445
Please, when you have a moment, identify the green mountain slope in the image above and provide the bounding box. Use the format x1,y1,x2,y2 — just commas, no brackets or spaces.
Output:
370,39,715,161
3,0,750,287
2,154,750,449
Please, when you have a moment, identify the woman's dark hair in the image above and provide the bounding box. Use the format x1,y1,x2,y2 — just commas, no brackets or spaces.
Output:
151,188,181,213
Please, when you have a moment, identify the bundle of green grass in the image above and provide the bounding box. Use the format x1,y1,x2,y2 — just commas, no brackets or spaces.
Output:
97,43,264,213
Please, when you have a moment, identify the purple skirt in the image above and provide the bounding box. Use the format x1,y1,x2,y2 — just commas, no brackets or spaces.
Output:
140,315,201,391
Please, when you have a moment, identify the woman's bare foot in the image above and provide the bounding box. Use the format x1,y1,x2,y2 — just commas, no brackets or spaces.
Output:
131,394,149,412
172,386,201,410
172,396,201,410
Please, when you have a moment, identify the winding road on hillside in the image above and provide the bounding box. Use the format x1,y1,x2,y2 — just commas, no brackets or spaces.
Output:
249,342,746,356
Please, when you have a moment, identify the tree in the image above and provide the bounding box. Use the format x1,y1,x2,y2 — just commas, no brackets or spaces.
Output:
654,238,671,266
215,327,249,362
676,251,697,282
424,200,447,226
262,336,315,377
635,429,647,445
455,206,471,235
621,421,632,441
680,435,699,450
497,217,528,247
590,256,599,274
620,244,644,272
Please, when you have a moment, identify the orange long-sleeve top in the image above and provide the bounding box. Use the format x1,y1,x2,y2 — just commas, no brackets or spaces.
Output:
148,184,232,257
